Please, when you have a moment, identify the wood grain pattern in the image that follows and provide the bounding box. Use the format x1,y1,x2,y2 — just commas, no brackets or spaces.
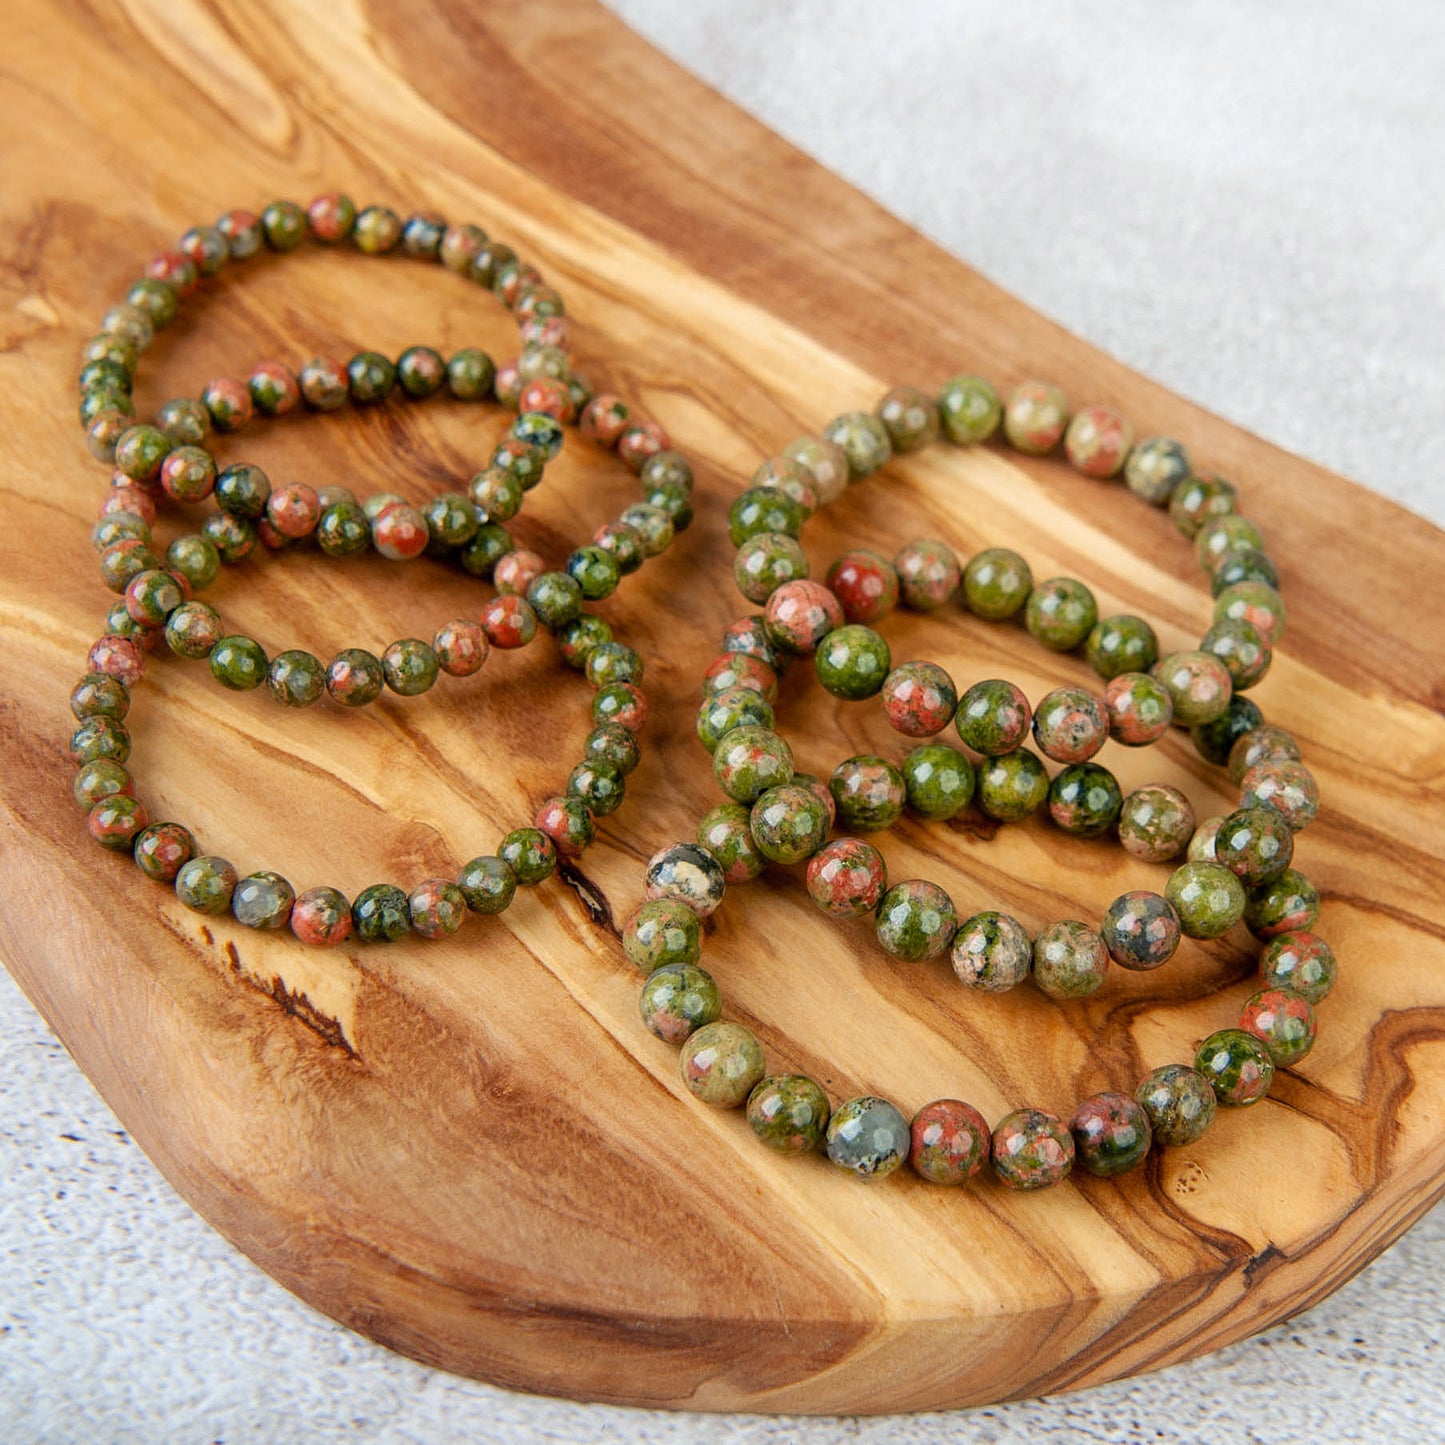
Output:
2,0,1444,1414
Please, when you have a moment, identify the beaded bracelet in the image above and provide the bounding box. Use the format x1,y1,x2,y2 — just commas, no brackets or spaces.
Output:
621,372,1328,1191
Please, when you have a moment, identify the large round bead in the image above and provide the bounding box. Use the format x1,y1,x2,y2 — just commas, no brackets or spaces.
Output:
645,842,726,917
825,1096,910,1180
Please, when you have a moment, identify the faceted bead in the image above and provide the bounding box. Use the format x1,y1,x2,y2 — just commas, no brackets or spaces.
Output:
1135,1065,1216,1146
1025,577,1097,651
1032,686,1108,763
1048,762,1123,837
830,755,905,832
408,879,468,938
1102,671,1174,746
646,842,726,917
822,411,892,479
826,1096,910,1179
814,624,891,700
826,550,899,623
1070,1092,1152,1176
875,880,957,961
639,963,721,1044
680,1022,765,1108
1240,759,1320,831
876,384,939,451
1228,725,1302,787
326,649,385,707
713,726,794,804
764,580,843,654
976,748,1050,821
806,838,887,918
747,1075,831,1154
749,784,830,864
901,744,975,820
909,1099,991,1184
352,884,412,942
1260,931,1336,1004
290,886,353,947
1064,404,1133,478
937,374,1002,444
1002,380,1069,454
1243,869,1320,940
1101,891,1181,970
696,803,765,883
1195,1028,1274,1106
1124,437,1191,505
456,856,516,915
498,828,557,886
992,1108,1074,1190
1116,783,1195,862
1215,806,1294,886
961,546,1032,620
1151,650,1232,726
893,539,960,611
881,661,957,737
1032,920,1109,998
1086,614,1159,680
231,870,295,929
955,679,1032,755
1240,987,1316,1066
1167,862,1247,939
175,855,238,915
951,911,1032,991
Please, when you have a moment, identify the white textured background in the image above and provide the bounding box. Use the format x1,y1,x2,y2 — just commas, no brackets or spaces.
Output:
5,3,1444,1441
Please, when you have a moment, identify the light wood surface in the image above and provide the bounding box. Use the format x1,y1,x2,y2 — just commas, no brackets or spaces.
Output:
2,0,1444,1415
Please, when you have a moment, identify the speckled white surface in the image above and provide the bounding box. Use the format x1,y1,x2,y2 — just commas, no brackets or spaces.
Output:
5,3,1445,1441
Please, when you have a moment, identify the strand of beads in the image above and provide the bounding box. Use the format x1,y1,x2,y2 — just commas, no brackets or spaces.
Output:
621,372,1328,1191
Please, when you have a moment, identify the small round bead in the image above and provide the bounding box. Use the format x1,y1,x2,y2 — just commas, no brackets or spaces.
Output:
69,716,131,766
248,360,301,415
1228,726,1302,788
433,620,489,678
1070,1092,1152,1177
814,624,891,700
1031,687,1108,764
951,911,1032,992
456,856,516,915
1101,671,1174,747
209,635,268,691
750,784,830,864
290,887,353,947
696,686,776,753
893,539,960,611
1065,405,1133,478
937,374,1002,444
326,649,385,707
71,672,130,721
158,446,216,504
231,871,295,930
1170,474,1238,539
498,828,557,886
729,488,803,546
1101,891,1182,971
1167,862,1247,939
1025,577,1097,652
747,1075,831,1154
1213,581,1286,646
408,879,468,939
976,747,1050,821
901,744,975,821
639,964,722,1044
87,635,144,687
618,503,674,557
826,1096,910,1180
955,679,1032,755
396,346,447,399
1135,1065,1217,1147
1032,920,1109,998
1240,759,1320,832
371,503,429,561
567,759,625,817
175,855,238,915
909,1099,991,1185
616,420,669,472
680,1022,765,1108
306,191,357,241
124,568,182,626
527,572,584,632
381,638,440,696
713,725,794,804
165,534,220,591
352,883,412,942
697,803,766,883
1211,548,1280,596
781,436,850,504
1243,869,1320,940
260,199,306,250
1260,931,1336,1004
1215,806,1295,887
806,838,888,918
353,205,402,254
534,795,595,857
720,615,784,671
1003,380,1069,454
73,758,132,810
822,411,892,478
826,550,899,624
1116,783,1195,862
829,755,905,832
201,377,253,432
1125,437,1191,505
583,722,641,777
1150,651,1232,726
125,278,179,329
145,250,198,296
447,348,497,400
623,898,704,973
566,546,621,602
493,549,545,597
133,822,195,883
1201,617,1271,691
875,880,957,962
592,682,647,732
992,1108,1074,1190
961,547,1033,621
1048,762,1123,837
267,650,326,708
481,595,539,650
1195,513,1265,571
703,652,779,703
1240,987,1316,1067
881,662,957,737
265,484,321,540
646,842,726,917
439,222,487,273
764,580,844,655
1189,695,1265,767
1195,1028,1275,1106
1086,614,1159,681
877,384,939,451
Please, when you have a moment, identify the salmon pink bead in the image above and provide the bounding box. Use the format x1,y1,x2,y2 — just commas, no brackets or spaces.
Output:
201,376,253,433
520,314,569,349
159,447,217,504
87,635,144,687
146,250,199,297
433,619,489,677
881,662,957,737
826,549,899,623
290,886,353,947
266,484,321,540
88,794,149,852
764,579,844,655
1064,404,1134,478
494,550,546,597
1102,671,1174,746
517,376,574,422
806,838,887,918
617,420,669,472
535,795,595,857
100,483,156,524
257,518,291,551
494,360,522,409
702,651,778,703
481,594,538,649
1239,987,1316,1067
911,1099,992,1185
893,538,960,611
372,502,429,560
581,393,630,446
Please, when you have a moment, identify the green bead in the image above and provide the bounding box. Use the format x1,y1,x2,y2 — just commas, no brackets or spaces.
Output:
822,411,892,478
126,277,179,329
962,547,1033,620
352,883,412,942
1201,617,1271,690
397,345,447,398
422,491,480,548
1214,581,1286,645
69,716,131,766
261,199,306,250
1151,650,1232,726
353,204,402,254
73,758,131,810
976,748,1049,821
747,1075,831,1154
567,759,625,816
1032,919,1109,998
174,856,238,916
713,725,794,804
735,532,809,603
1190,695,1264,766
728,487,804,546
619,503,674,556
901,744,975,820
876,385,939,452
1047,762,1122,836
1125,437,1191,506
1134,1064,1216,1146
164,601,223,659
813,624,891,700
209,635,267,691
1169,474,1237,539
381,638,440,695
447,348,496,400
1260,932,1336,1004
1243,869,1319,940
1025,577,1097,651
498,827,557,885
1003,380,1069,454
937,374,1002,444
829,754,905,831
696,803,766,883
679,1022,765,1108
875,879,957,961
526,571,584,631
584,641,644,689
557,615,613,671
640,450,694,495
639,964,722,1044
1228,726,1302,787
749,783,830,864
1070,1092,1152,1177
584,721,640,775
70,673,129,721
232,870,295,929
165,534,220,590
955,679,1031,755
201,512,256,564
114,425,172,482
1085,614,1159,680
566,545,621,601
696,686,775,753
1194,1028,1274,1107
215,462,271,520
623,897,702,972
645,480,693,532
456,855,517,915
1116,784,1195,862
317,501,372,557
266,649,325,708
1240,987,1316,1067
326,649,385,707
1211,549,1279,597
346,350,396,403
408,879,467,937
1166,862,1247,939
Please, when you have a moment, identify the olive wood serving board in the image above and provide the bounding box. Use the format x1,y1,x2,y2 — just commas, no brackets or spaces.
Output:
2,0,1444,1416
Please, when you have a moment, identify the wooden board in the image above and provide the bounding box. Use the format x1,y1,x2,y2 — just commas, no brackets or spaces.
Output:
3,0,1445,1415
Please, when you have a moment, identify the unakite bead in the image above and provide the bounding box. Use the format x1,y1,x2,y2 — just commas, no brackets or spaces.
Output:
154,397,210,445
567,759,625,816
1065,405,1133,478
1240,987,1316,1066
69,716,131,766
1244,869,1319,940
1240,759,1320,831
326,649,385,707
814,624,891,700
1189,695,1264,767
266,650,325,708
750,784,830,864
456,855,516,915
534,796,595,857
1169,474,1237,538
175,855,238,915
951,911,1032,991
1201,617,1270,690
697,686,775,753
433,620,488,678
1228,725,1302,787
697,803,766,883
215,463,271,519
202,512,256,563
909,1099,991,1185
1210,548,1280,596
353,205,402,253
826,1096,910,1179
992,1108,1074,1190
977,747,1050,821
446,348,496,400
210,635,267,691
955,679,1032,755
823,411,892,478
640,964,722,1044
1188,815,1226,862
937,374,1002,444
1048,762,1123,837
1101,671,1173,747
71,672,130,721
880,662,957,737
1116,784,1194,862
825,550,899,624
729,487,804,546
165,534,220,590
232,870,295,930
88,794,148,851
1216,806,1294,886
830,755,905,832
1214,580,1286,646
126,277,179,329
1086,614,1159,680
1135,1065,1216,1146
1071,1092,1152,1176
747,1075,832,1154
583,641,642,690
1151,650,1232,726
713,725,794,803
1167,862,1247,939
124,569,182,626
901,744,975,820
591,681,647,732
566,545,622,602
593,522,644,575
1003,380,1068,454
876,384,939,452
73,758,132,809
1101,891,1181,970
961,547,1032,620
1025,577,1097,651
1195,513,1265,572
893,539,960,611
646,842,726,917
1032,687,1108,764
618,503,674,556
396,346,447,398
582,722,640,778
557,615,613,670
346,350,396,404
1260,931,1336,1004
381,639,439,696
623,898,702,972
422,492,479,549
1032,920,1109,998
1124,436,1191,505
805,838,887,917
735,532,809,602
781,436,850,505
290,886,353,947
764,580,844,655
1195,1028,1274,1106
875,879,957,961
352,883,412,942
499,827,557,886
680,1022,765,1108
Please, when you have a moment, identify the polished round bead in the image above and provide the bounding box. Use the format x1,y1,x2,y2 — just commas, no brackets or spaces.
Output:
209,635,267,691
1101,891,1181,971
1032,920,1109,998
1244,869,1320,940
290,887,353,947
69,716,131,767
1195,1028,1274,1106
232,871,295,930
901,744,975,821
881,661,957,737
751,456,814,514
1102,671,1174,746
583,641,643,690
1197,815,1233,866
353,205,402,254
1086,614,1159,680
1169,474,1238,538
326,649,385,707
408,879,468,938
814,624,891,700
87,795,148,851
734,532,808,602
976,747,1050,821
433,620,489,678
826,550,899,623
713,725,793,804
696,803,765,883
1240,987,1316,1067
875,880,957,961
1070,1092,1152,1176
158,446,216,504
646,842,726,917
1201,617,1270,690
1210,548,1280,596
729,487,804,546
822,411,892,478
583,722,641,777
910,1099,991,1185
639,964,721,1044
372,503,429,561
447,348,497,401
1065,405,1133,478
592,681,647,732
750,784,830,864
567,760,625,817
266,650,325,708
1189,695,1265,767
1259,931,1335,1004
201,377,253,432
1228,726,1302,787
174,855,238,915
703,651,779,703
826,1096,910,1179
1215,806,1295,886
1240,759,1320,831
87,634,144,687
1214,581,1286,645
992,1108,1074,1190
124,569,182,626
132,822,195,884
680,1022,765,1108
696,686,775,753
747,1075,831,1154
482,595,539,651
806,838,887,918
1195,513,1265,570
1032,686,1108,764
498,828,557,886
961,547,1032,620
893,539,960,611
829,755,905,832
381,638,439,696
351,884,411,942
1048,762,1123,837
623,898,702,972
764,579,844,655
456,856,517,915
1151,651,1232,726
792,773,836,828
1134,1065,1217,1147
955,679,1032,755
1116,784,1195,862
534,796,595,857
877,384,939,451
1167,862,1247,939
71,672,130,722
1003,380,1068,454
951,911,1032,991
1025,577,1097,651
1124,437,1191,505
937,374,1002,444
73,758,132,810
